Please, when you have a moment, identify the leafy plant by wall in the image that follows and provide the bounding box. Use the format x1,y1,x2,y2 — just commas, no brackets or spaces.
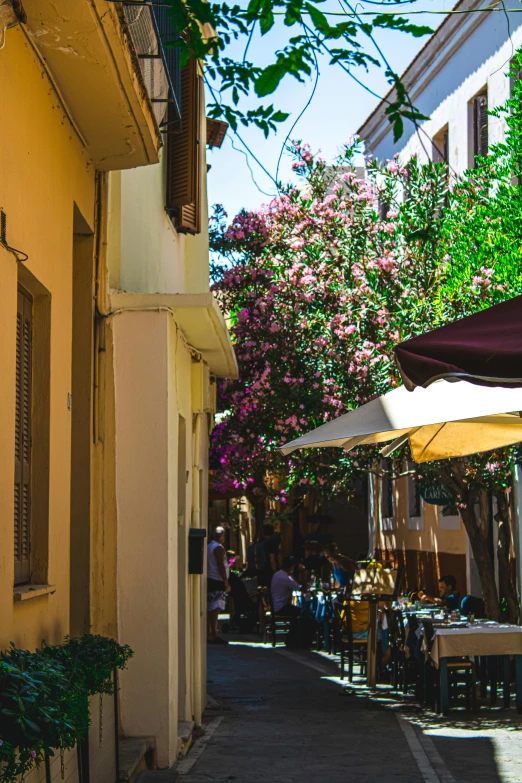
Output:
0,635,133,782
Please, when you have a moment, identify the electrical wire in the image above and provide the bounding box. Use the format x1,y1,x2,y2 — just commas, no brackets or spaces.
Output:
340,0,435,163
229,134,276,196
339,0,457,169
243,20,257,62
275,27,321,187
270,5,522,15
204,72,279,193
303,23,457,175
490,0,514,76
205,0,515,190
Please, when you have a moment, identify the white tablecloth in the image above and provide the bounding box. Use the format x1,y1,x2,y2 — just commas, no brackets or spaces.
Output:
430,624,522,667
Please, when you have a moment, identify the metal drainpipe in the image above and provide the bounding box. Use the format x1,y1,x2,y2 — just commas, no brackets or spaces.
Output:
191,412,203,726
93,171,111,444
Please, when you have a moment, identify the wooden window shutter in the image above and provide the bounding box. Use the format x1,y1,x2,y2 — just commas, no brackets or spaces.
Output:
14,288,32,585
166,57,202,235
473,94,488,159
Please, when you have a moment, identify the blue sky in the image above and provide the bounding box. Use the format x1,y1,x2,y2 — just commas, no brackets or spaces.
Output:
206,0,449,219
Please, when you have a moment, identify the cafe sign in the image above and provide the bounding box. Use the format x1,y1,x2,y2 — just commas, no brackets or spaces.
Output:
420,483,455,506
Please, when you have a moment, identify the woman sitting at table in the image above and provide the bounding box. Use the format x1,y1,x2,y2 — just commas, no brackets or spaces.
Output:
323,542,355,590
418,574,460,611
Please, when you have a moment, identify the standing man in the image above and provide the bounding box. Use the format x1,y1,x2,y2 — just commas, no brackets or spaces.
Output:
255,523,281,587
207,526,231,644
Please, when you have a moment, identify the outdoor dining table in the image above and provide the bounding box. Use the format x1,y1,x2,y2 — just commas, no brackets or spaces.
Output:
429,623,522,714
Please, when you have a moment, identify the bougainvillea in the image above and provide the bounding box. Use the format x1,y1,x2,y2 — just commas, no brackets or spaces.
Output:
210,141,450,500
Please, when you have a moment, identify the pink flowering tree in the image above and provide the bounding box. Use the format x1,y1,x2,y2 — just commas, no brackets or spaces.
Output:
210,139,450,519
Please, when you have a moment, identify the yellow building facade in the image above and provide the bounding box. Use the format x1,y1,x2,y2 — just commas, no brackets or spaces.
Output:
0,2,235,780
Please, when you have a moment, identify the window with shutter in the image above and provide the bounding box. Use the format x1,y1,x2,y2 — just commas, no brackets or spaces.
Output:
166,56,202,235
15,288,32,585
473,93,488,162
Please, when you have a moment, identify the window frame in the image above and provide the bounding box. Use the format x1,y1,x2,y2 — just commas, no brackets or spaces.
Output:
406,462,424,531
432,124,449,164
469,89,488,167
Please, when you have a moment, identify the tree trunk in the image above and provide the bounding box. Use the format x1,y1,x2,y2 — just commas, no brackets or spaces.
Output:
494,489,520,623
441,465,500,621
459,497,500,621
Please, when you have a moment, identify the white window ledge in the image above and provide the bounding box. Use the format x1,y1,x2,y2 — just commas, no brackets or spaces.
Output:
14,584,56,602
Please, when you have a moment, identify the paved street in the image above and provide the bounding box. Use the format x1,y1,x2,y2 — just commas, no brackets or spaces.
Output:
164,642,522,783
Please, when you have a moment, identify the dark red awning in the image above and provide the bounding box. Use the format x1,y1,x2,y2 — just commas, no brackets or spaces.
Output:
394,295,522,389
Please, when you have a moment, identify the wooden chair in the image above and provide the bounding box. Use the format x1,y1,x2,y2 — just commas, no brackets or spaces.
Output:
260,590,294,647
395,612,423,698
340,599,369,682
423,621,476,713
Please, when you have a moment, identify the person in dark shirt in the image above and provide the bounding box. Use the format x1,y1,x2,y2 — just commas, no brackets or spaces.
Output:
419,574,460,610
255,523,280,587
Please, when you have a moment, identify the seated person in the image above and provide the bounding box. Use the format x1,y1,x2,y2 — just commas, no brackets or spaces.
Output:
323,542,355,590
418,574,460,611
271,556,303,617
460,594,485,618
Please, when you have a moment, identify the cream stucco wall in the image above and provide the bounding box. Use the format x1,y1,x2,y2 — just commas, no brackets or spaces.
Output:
108,80,211,297
114,311,175,761
113,311,209,766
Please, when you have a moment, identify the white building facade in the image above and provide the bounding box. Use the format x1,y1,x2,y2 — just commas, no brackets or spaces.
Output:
358,0,522,169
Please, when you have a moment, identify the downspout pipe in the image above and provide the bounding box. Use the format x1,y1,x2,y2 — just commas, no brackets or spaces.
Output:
191,411,203,726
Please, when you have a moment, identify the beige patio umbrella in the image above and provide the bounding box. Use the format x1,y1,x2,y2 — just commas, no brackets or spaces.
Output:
281,380,522,462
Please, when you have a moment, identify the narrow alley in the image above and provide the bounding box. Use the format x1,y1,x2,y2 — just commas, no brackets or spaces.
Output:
141,643,522,783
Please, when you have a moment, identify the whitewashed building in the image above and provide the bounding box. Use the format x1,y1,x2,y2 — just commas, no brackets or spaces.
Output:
358,0,522,169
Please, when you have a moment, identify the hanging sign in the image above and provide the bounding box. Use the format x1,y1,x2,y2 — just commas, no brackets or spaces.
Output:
420,483,455,506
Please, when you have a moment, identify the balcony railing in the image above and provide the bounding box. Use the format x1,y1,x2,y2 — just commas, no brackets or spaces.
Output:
108,1,182,132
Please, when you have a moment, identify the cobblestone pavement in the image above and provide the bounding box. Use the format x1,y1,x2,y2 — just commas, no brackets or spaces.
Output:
144,641,522,783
